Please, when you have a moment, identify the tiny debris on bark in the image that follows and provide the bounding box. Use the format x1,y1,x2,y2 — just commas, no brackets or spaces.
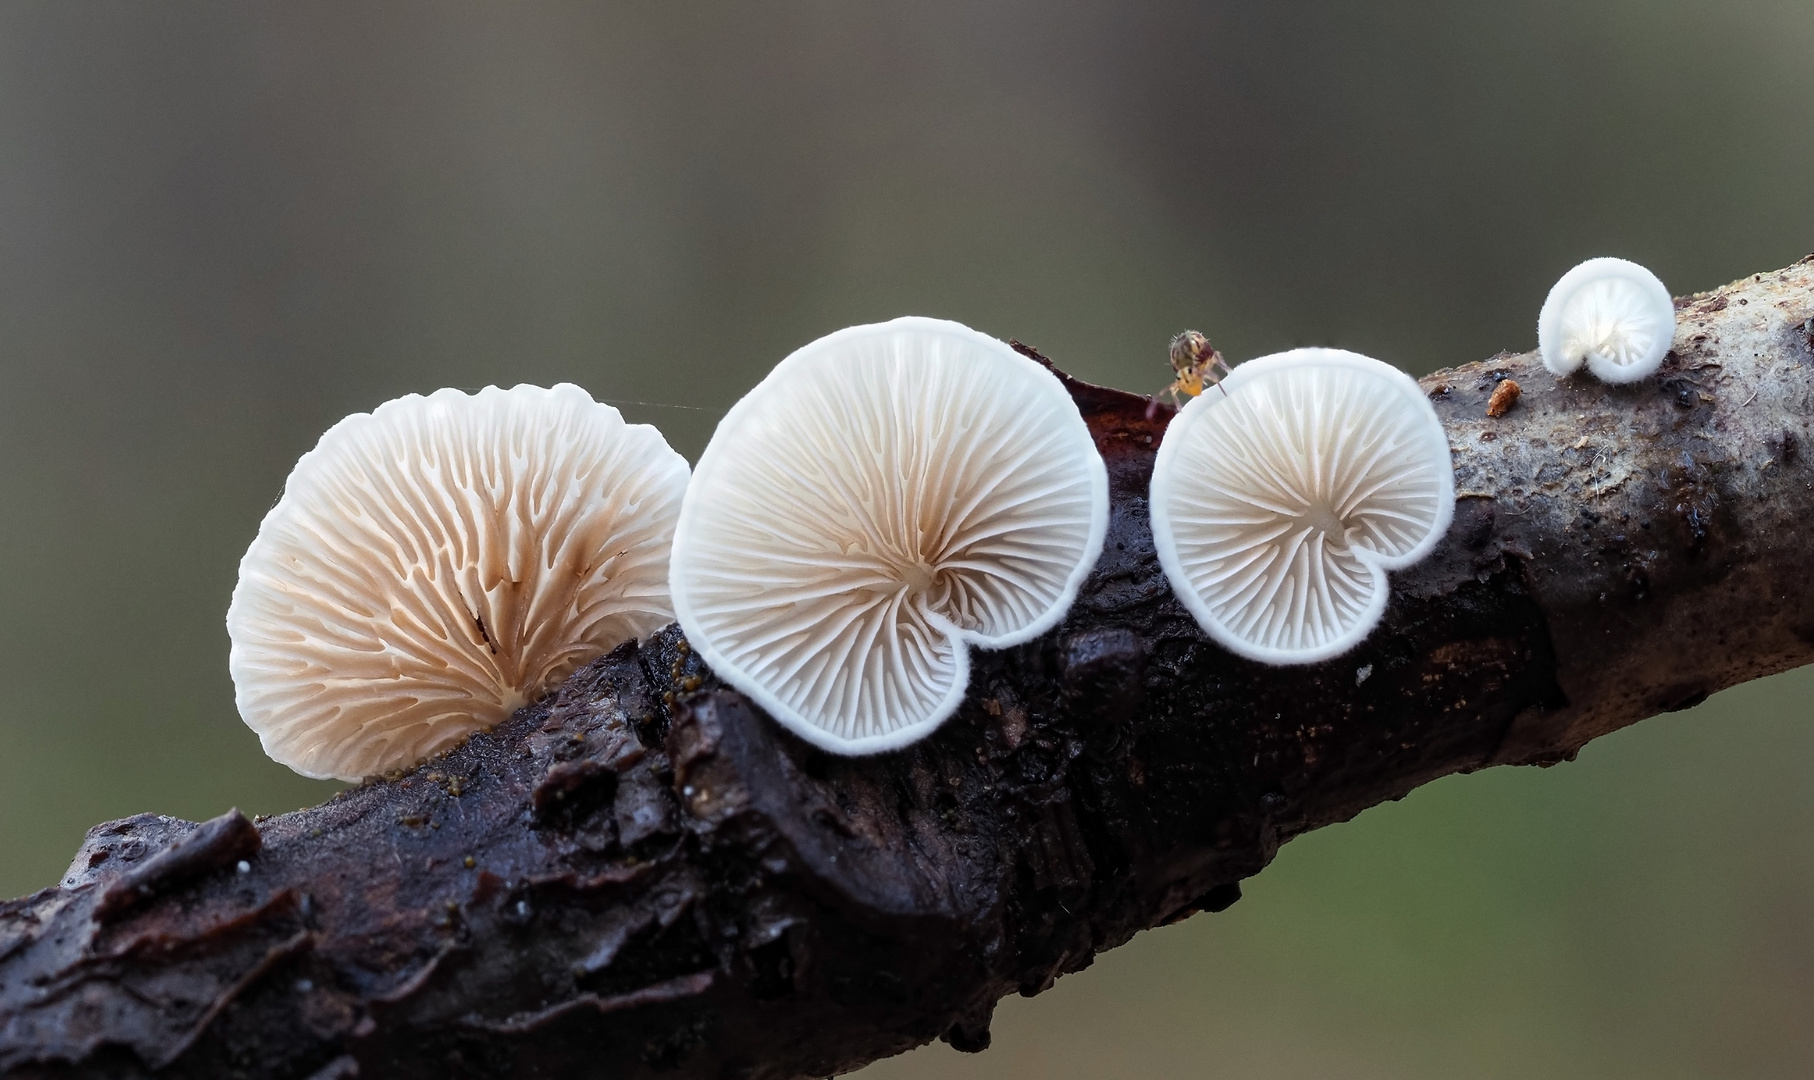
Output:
1486,378,1521,417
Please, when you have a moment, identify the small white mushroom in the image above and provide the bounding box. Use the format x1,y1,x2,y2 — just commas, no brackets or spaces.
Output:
670,316,1108,755
228,384,689,781
1149,348,1454,665
1538,257,1676,383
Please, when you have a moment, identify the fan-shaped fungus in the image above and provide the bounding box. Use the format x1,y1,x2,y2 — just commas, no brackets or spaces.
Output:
669,317,1108,755
1538,257,1676,383
228,383,688,781
1149,348,1454,665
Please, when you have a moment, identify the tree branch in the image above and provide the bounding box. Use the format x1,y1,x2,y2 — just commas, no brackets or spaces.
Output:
6,259,1813,1080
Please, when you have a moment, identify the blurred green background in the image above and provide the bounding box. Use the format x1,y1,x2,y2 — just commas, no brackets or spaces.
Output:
0,2,1810,1076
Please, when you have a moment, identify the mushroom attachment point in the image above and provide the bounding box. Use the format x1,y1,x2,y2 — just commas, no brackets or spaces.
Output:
1537,256,1676,383
669,317,1109,755
227,384,689,781
1149,348,1455,665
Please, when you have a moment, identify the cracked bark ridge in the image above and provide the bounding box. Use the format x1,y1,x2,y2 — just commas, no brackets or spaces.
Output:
5,259,1814,1079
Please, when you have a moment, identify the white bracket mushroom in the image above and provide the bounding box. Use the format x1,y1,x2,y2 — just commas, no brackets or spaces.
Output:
669,317,1109,755
1149,348,1455,665
227,384,689,781
1538,256,1676,383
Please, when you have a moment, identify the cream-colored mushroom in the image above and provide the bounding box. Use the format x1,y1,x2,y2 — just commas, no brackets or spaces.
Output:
1149,348,1454,665
1538,257,1676,383
669,317,1108,755
227,383,688,781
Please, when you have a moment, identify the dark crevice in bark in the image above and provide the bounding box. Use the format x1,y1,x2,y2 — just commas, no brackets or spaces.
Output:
5,259,1814,1079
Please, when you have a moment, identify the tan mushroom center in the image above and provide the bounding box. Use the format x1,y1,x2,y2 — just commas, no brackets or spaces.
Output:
901,561,937,592
1298,502,1348,545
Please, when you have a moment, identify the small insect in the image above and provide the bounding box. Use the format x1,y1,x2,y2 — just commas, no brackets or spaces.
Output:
1149,330,1231,418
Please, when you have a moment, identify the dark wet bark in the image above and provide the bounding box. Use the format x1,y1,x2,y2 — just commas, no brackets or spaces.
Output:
5,259,1814,1080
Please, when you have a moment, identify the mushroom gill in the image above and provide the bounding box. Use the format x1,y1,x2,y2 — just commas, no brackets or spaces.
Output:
227,383,689,781
1149,348,1455,665
669,317,1108,755
1538,257,1676,383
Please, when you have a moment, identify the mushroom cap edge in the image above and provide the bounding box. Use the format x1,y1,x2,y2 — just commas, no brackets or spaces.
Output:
1148,347,1456,666
227,381,690,781
1537,256,1676,384
668,315,1109,755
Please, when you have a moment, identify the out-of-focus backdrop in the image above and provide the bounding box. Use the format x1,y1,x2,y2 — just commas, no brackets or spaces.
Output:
1,3,1811,1077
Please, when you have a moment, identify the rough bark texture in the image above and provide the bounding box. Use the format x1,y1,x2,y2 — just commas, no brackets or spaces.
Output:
5,259,1814,1080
